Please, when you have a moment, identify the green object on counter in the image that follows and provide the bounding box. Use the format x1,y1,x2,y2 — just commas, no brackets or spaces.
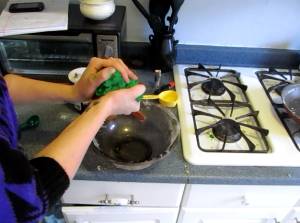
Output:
95,70,139,97
19,115,40,132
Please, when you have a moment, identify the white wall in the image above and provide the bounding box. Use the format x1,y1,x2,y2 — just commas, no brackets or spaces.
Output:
75,0,300,50
175,0,300,50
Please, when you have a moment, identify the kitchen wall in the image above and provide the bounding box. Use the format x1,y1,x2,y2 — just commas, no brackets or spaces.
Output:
73,0,300,50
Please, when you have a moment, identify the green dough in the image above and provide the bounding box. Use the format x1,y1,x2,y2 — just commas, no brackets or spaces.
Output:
95,70,138,97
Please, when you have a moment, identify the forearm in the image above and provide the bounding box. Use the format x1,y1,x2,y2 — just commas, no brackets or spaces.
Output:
4,74,78,104
35,98,111,179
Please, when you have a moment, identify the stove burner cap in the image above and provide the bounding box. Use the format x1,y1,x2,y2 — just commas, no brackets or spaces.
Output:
212,119,242,143
201,78,225,96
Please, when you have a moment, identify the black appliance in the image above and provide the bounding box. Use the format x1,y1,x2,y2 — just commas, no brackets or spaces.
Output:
132,0,184,72
0,4,126,81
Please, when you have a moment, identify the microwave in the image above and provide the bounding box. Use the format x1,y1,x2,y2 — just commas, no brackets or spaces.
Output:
0,4,126,81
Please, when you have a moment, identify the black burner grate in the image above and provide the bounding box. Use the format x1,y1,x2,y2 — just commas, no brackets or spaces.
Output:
256,68,300,151
191,100,269,153
185,64,270,153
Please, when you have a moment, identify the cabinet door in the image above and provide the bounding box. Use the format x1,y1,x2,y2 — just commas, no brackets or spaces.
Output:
62,206,179,223
182,184,300,209
62,180,184,207
177,208,290,223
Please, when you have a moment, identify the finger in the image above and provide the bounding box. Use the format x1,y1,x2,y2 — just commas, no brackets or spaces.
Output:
94,67,115,86
85,57,104,74
125,68,138,80
129,70,138,80
118,59,138,80
91,57,131,83
111,61,130,83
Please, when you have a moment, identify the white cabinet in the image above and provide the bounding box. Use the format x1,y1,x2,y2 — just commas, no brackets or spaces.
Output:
62,206,179,223
62,181,300,223
62,180,185,223
178,207,289,223
181,184,300,209
177,184,300,223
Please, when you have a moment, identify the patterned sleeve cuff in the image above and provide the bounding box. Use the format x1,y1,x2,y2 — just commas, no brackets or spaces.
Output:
30,157,70,208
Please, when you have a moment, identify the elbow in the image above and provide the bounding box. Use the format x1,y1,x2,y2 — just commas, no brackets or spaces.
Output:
3,74,19,91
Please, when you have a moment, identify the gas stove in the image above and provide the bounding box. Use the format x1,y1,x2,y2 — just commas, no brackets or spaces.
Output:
173,64,300,166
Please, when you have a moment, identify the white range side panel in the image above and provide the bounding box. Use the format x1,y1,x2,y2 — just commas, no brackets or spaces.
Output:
283,207,300,223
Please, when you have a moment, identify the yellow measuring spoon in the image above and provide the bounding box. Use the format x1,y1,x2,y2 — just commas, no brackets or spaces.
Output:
142,90,178,107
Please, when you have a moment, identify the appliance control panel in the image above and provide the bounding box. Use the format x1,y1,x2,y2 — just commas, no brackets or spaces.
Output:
96,35,118,58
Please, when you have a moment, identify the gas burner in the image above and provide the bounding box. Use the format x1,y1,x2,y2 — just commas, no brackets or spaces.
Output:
256,68,300,151
201,78,226,96
184,64,248,104
192,100,269,153
256,68,300,97
212,119,242,143
259,68,298,80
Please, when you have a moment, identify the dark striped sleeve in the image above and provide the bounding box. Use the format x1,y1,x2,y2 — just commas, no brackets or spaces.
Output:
0,140,48,222
30,157,70,208
0,139,69,222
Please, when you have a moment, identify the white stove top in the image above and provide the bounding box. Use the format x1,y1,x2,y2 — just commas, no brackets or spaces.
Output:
173,64,300,166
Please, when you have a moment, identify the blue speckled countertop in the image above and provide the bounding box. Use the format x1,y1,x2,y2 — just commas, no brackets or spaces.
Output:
16,69,300,185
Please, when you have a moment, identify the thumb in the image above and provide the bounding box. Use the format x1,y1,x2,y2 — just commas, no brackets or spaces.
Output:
129,84,146,98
